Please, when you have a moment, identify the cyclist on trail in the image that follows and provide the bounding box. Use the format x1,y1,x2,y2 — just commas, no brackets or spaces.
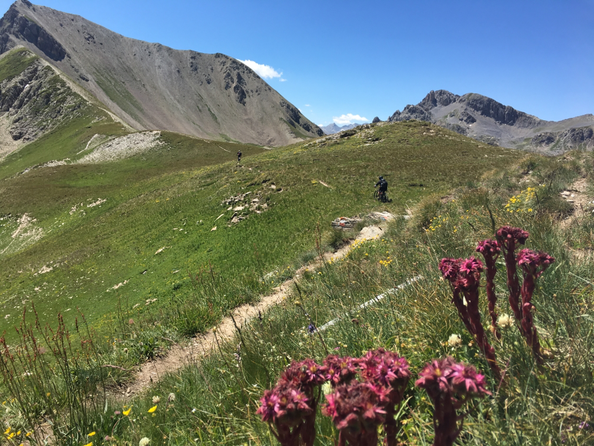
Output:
375,176,388,202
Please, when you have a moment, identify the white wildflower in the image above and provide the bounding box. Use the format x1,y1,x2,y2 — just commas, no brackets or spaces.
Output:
498,314,513,328
322,382,333,395
168,392,176,402
139,437,150,446
152,396,160,404
447,334,462,348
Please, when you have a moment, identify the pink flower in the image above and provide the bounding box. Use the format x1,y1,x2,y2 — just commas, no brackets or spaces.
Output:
257,382,312,425
439,258,461,281
415,358,454,393
517,249,555,277
416,357,491,446
257,389,282,422
280,359,326,391
324,382,385,431
476,239,500,256
450,363,491,397
496,226,529,245
322,355,359,386
359,349,410,395
459,257,484,275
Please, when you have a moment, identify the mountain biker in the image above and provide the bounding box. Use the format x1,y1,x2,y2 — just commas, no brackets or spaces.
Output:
375,176,388,202
237,150,242,163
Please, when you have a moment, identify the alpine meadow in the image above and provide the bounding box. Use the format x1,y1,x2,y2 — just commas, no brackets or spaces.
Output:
0,1,593,445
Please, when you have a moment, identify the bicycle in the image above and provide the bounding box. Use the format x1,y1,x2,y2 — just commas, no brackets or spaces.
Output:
374,189,388,202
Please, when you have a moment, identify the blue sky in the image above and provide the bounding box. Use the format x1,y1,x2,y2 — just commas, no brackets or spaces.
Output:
2,0,593,126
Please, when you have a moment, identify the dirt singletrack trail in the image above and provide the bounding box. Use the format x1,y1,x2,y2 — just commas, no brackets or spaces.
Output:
118,216,393,398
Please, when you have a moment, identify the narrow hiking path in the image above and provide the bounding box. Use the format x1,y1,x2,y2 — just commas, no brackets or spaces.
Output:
116,215,394,398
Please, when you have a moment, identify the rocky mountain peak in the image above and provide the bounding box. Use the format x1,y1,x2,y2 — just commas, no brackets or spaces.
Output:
387,90,594,154
0,1,322,147
0,1,66,61
418,90,460,111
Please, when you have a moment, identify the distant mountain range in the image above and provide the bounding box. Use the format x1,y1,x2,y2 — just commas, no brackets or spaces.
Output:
319,123,360,135
388,90,594,153
0,0,322,148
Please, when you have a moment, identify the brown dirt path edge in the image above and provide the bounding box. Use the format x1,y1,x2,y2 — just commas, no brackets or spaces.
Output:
118,216,393,398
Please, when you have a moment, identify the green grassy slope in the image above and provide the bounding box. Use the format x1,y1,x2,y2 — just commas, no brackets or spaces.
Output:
0,121,522,342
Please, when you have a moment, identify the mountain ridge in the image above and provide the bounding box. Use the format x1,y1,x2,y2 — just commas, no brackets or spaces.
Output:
0,0,322,147
389,89,594,153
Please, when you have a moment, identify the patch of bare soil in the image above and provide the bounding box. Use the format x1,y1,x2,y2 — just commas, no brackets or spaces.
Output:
0,113,22,161
560,177,590,229
118,215,394,398
0,213,44,257
77,131,164,163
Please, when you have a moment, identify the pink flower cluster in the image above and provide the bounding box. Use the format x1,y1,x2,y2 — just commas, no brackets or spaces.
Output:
440,226,555,369
476,239,502,339
324,382,386,446
259,350,489,446
325,349,411,446
516,248,555,358
257,359,325,446
439,257,500,379
416,357,490,446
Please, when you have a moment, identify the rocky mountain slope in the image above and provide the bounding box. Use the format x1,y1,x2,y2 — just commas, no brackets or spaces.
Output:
0,47,115,161
0,0,322,147
388,89,594,154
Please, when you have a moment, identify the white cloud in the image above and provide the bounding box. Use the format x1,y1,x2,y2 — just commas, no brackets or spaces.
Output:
240,60,283,80
305,104,311,107
333,114,369,125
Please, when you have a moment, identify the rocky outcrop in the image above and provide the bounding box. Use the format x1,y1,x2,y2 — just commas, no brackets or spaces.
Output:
388,104,431,123
0,49,87,143
531,127,594,152
458,93,541,128
531,132,556,146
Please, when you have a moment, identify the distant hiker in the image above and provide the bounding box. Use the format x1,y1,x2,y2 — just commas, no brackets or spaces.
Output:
375,176,388,202
237,150,242,163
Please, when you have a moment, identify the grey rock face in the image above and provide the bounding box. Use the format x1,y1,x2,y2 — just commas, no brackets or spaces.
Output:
0,0,321,147
0,52,87,142
565,127,594,144
458,93,541,128
388,104,431,122
418,90,459,111
0,3,66,61
531,132,556,146
459,111,476,124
